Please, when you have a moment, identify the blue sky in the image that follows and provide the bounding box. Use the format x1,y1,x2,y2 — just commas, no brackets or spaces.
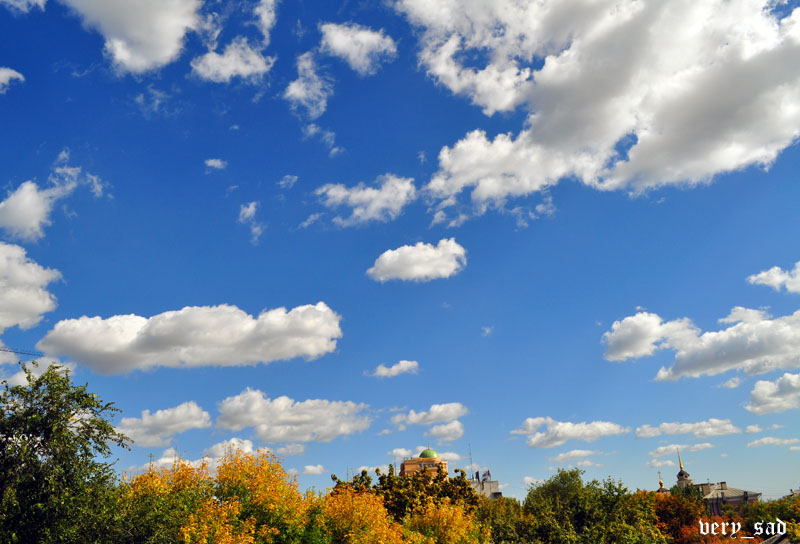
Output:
2,0,800,499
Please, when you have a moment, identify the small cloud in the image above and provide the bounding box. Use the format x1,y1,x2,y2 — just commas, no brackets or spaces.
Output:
299,212,323,229
481,326,493,337
237,201,265,244
417,151,426,163
370,360,419,378
276,443,305,456
523,476,542,486
205,158,227,171
303,464,326,475
278,174,298,189
719,377,741,389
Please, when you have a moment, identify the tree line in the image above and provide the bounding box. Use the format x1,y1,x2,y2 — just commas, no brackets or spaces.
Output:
2,363,798,543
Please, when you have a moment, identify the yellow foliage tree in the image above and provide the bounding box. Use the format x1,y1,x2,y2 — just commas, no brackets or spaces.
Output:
322,487,404,544
403,499,491,544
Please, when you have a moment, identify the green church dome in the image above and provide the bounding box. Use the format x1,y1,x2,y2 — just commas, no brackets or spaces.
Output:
419,448,439,458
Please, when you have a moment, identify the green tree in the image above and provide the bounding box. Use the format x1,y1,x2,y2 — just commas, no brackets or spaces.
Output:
0,362,128,543
523,469,667,544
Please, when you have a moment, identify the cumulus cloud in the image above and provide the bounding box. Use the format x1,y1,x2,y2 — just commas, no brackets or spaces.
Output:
191,37,274,83
748,261,800,294
316,174,416,226
319,22,397,75
0,360,74,386
0,68,24,94
253,0,278,46
37,302,342,374
303,464,325,475
367,238,466,282
0,242,60,333
395,0,800,222
205,158,227,170
276,443,305,456
238,201,265,244
284,52,333,119
145,438,256,470
0,151,106,241
745,425,763,433
217,387,371,443
389,447,412,458
117,401,211,447
60,0,202,73
747,436,800,447
549,449,603,463
425,420,464,442
391,402,468,426
604,307,800,380
635,418,741,438
746,373,800,414
371,360,419,378
512,417,630,448
648,443,714,458
646,459,677,468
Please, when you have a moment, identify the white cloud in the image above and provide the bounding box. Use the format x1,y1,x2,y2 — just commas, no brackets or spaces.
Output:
254,0,278,45
371,360,419,378
145,438,256,470
191,37,274,83
646,459,676,468
319,22,397,75
0,67,24,94
603,307,800,381
298,213,323,229
439,451,461,461
205,158,227,170
0,242,60,333
391,402,468,426
276,443,305,456
302,124,343,156
284,52,332,119
0,151,106,241
0,0,44,13
303,464,325,475
602,311,696,362
550,449,602,463
747,436,800,447
117,401,211,447
481,326,493,337
60,0,202,73
367,238,466,283
389,447,412,458
720,376,741,389
205,437,256,458
238,202,265,244
278,175,298,189
746,373,800,414
37,302,342,374
425,420,464,442
635,418,741,438
316,174,416,226
523,476,543,486
217,387,371,443
748,261,800,294
648,443,714,458
745,425,763,434
395,1,800,220
512,417,630,448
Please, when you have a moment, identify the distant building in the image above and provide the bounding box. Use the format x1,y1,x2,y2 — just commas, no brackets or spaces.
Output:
400,448,448,477
469,469,503,499
660,452,761,515
699,481,761,516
